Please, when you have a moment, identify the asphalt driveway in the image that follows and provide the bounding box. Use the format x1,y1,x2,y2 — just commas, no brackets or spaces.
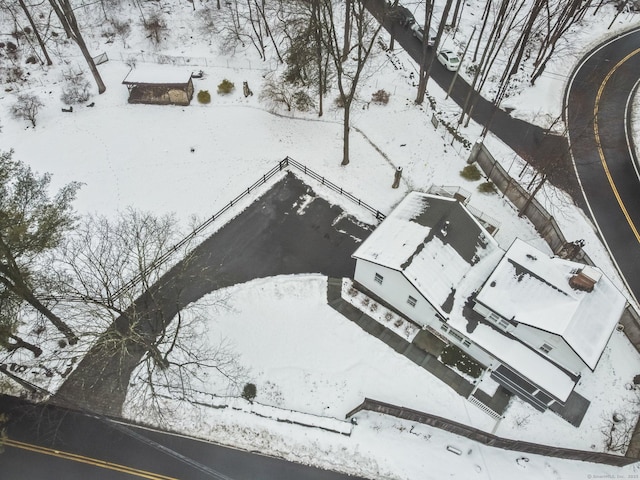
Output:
55,172,375,415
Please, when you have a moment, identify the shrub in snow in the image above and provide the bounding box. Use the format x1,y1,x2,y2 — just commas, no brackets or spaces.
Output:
460,164,481,181
4,66,24,84
440,344,482,378
197,90,211,104
218,79,235,95
478,181,497,194
110,19,131,47
145,11,166,45
371,89,390,105
293,90,314,112
259,75,314,112
60,71,91,105
242,383,257,403
11,93,44,127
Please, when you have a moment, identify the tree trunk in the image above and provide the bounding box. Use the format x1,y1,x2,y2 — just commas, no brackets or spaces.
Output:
51,0,106,94
473,0,492,63
342,0,352,62
5,334,43,357
18,0,53,66
312,0,324,116
416,0,453,102
21,288,79,345
519,175,547,217
0,263,78,345
509,0,544,77
450,0,463,28
342,97,351,165
415,0,434,105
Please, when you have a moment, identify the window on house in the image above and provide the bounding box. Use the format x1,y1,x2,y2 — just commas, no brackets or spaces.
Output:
540,343,553,354
374,273,383,285
497,318,509,329
407,295,417,307
449,329,464,342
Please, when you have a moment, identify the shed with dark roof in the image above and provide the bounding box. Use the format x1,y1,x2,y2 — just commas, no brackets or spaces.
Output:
122,66,194,106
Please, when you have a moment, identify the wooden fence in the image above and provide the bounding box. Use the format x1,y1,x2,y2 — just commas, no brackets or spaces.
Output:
347,398,638,466
112,157,384,299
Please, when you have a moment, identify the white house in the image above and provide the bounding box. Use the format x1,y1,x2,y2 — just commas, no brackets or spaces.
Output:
352,192,626,413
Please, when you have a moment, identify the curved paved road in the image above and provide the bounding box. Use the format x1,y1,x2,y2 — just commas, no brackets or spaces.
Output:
566,28,640,305
1,394,371,480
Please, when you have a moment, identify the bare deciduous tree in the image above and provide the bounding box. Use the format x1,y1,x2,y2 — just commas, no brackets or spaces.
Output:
320,0,384,165
54,210,245,415
11,94,43,128
48,0,106,94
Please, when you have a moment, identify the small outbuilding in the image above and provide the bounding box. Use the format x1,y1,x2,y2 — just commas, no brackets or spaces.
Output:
122,66,194,106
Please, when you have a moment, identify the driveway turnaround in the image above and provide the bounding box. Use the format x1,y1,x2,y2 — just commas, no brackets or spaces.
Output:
56,172,375,416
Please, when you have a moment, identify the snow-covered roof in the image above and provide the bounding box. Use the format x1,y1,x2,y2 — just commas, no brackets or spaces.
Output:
447,315,577,401
476,238,626,370
122,66,193,85
353,192,503,316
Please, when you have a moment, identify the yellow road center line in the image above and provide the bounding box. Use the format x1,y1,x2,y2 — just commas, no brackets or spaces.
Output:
593,47,640,243
3,438,178,480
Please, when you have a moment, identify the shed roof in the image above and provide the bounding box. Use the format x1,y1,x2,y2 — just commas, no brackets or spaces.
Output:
122,66,193,86
476,238,625,370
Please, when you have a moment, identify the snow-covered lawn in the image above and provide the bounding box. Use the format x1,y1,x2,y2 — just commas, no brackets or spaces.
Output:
125,275,640,479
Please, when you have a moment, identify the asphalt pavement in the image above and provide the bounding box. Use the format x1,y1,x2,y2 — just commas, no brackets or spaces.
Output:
55,173,374,416
566,28,640,304
366,0,581,205
0,394,372,480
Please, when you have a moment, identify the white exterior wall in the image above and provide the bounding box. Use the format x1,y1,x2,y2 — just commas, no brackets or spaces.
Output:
472,302,514,333
512,323,587,374
435,324,497,367
473,301,586,374
355,260,496,367
354,260,441,328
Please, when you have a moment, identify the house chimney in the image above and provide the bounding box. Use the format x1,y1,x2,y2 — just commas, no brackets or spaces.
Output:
569,266,601,293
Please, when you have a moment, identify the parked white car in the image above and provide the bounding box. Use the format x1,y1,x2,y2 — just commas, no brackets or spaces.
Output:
437,49,460,71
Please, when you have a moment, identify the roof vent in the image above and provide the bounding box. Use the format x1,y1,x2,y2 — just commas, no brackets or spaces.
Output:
569,266,601,293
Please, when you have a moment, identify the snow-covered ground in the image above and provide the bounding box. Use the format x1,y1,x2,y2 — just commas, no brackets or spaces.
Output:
124,276,640,480
2,1,640,478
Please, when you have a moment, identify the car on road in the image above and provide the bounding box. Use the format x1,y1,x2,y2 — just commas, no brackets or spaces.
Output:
410,24,437,47
389,4,415,28
437,49,460,71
